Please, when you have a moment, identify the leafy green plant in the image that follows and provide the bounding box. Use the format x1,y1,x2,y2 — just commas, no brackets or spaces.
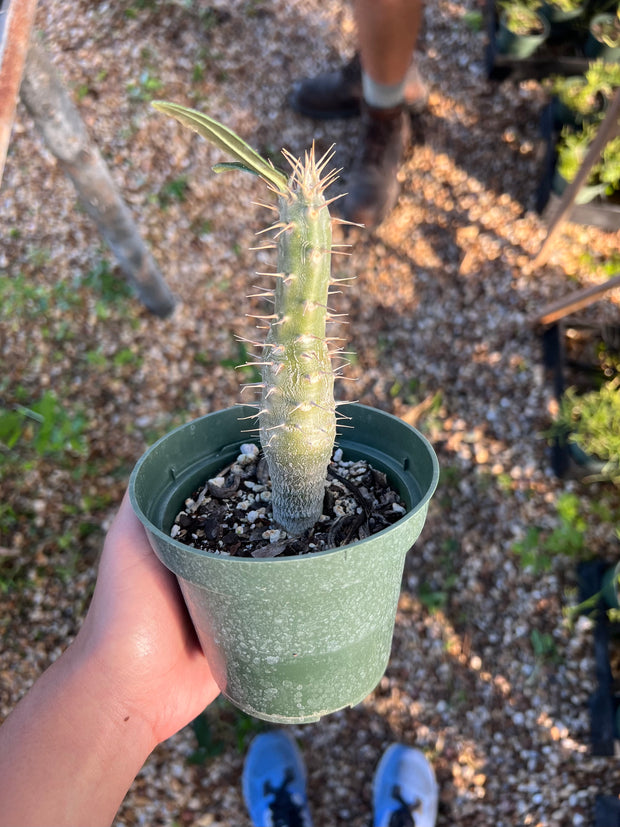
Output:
82,259,133,304
530,629,559,664
556,122,599,182
157,176,190,207
463,10,484,30
0,392,88,458
550,61,620,125
127,70,164,102
551,76,598,120
152,102,351,535
512,492,586,572
498,0,546,33
599,135,620,192
547,378,620,485
544,0,583,13
594,11,620,47
555,122,620,198
583,59,620,99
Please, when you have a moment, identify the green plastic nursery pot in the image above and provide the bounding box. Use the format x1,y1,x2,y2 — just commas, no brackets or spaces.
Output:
540,0,584,31
496,11,549,58
585,14,620,61
129,404,438,724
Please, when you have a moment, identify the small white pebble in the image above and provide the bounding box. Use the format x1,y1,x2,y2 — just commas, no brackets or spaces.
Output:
240,443,259,457
263,529,282,543
209,476,225,488
236,453,254,466
392,503,406,514
244,481,265,491
170,524,180,538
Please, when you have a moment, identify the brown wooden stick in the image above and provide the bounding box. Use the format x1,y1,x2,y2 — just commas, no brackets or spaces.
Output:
532,272,620,327
19,41,176,317
533,89,620,269
0,0,38,184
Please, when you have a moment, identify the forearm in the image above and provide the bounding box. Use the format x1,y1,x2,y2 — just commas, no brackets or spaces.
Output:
0,640,155,827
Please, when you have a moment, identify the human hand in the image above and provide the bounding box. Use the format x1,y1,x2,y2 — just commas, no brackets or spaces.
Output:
74,490,220,748
0,492,220,827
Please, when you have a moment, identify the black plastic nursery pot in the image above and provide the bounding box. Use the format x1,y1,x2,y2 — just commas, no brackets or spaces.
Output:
129,404,439,724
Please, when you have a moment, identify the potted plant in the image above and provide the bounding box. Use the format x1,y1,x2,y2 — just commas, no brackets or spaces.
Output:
549,75,603,128
540,0,586,32
586,9,620,60
553,123,609,203
598,134,620,195
546,376,620,482
129,104,439,723
550,62,620,127
581,59,620,109
552,118,620,204
496,0,551,57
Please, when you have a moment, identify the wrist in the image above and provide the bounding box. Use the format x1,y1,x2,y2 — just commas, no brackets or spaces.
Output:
0,640,155,827
67,622,159,757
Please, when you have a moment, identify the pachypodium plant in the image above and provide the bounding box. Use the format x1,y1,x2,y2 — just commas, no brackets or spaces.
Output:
153,102,351,535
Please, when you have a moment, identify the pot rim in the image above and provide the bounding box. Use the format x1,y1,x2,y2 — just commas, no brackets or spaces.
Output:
129,402,440,565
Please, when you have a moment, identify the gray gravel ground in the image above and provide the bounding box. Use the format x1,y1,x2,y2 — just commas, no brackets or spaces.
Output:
2,0,620,825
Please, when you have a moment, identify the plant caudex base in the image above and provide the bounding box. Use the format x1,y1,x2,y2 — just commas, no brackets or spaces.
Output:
129,404,438,724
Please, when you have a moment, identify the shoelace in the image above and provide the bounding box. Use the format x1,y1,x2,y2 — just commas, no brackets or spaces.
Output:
264,768,307,827
387,784,421,827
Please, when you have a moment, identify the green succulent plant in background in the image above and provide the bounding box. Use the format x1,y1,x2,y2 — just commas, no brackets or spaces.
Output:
548,377,620,486
498,0,546,33
593,7,620,47
152,102,351,535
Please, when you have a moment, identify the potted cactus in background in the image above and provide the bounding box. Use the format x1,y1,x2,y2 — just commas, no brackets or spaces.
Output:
496,0,550,57
546,376,620,483
540,0,586,33
586,9,620,61
129,104,439,724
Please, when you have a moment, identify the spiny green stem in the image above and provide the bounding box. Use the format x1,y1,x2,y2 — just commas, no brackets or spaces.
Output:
153,102,345,535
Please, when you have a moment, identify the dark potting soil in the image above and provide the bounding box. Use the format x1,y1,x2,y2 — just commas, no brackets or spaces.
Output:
171,443,407,558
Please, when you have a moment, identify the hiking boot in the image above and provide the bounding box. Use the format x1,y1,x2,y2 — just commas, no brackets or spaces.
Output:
372,744,438,827
289,53,428,120
242,731,313,827
340,104,411,228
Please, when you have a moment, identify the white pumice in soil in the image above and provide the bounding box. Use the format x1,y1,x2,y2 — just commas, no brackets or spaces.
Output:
171,446,407,557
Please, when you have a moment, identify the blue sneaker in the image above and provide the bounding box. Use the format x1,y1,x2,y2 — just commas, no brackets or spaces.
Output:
372,744,438,827
242,731,313,827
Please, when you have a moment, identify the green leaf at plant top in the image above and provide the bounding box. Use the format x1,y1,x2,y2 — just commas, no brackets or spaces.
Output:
151,101,288,193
